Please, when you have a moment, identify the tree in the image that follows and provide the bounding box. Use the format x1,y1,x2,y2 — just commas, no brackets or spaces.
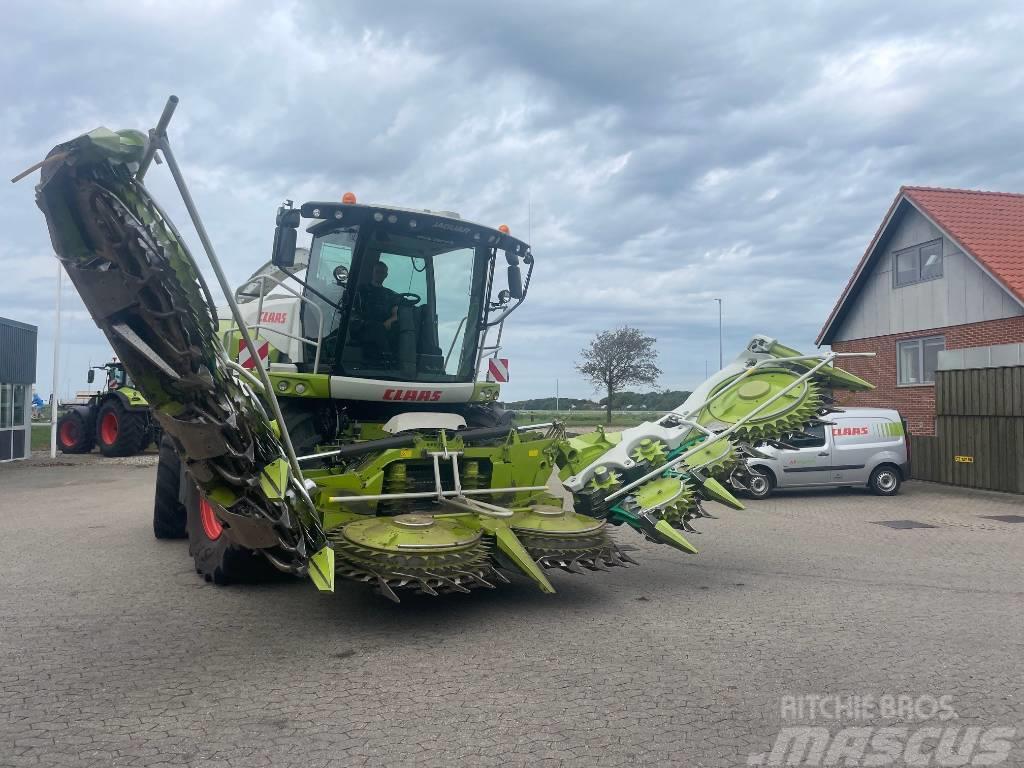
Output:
576,327,661,424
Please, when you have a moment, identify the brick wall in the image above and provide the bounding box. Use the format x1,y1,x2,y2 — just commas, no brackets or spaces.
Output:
831,315,1024,435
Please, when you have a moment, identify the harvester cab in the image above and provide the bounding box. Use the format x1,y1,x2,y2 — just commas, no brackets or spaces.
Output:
226,196,532,405
88,360,130,392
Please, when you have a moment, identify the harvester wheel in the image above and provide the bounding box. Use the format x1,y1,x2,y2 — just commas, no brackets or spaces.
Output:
153,436,187,539
56,411,95,454
185,482,268,585
96,399,147,457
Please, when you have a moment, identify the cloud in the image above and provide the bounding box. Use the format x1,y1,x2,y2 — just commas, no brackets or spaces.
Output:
2,0,1023,401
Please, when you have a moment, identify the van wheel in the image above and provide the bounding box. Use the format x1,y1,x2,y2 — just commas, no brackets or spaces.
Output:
869,466,901,496
746,468,774,499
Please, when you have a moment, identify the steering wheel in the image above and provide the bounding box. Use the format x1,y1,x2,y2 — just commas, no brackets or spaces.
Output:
397,292,421,306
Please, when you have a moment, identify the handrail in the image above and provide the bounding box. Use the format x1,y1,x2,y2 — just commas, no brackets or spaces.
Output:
444,315,469,370
220,272,325,372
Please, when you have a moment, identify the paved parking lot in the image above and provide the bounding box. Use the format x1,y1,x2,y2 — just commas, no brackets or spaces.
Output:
1,456,1022,767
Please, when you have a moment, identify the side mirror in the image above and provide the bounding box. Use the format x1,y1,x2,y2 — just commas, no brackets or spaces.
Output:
507,265,523,299
87,369,95,384
271,207,301,268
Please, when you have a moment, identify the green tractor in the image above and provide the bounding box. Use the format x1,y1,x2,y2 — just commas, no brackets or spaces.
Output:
29,98,874,600
56,360,159,456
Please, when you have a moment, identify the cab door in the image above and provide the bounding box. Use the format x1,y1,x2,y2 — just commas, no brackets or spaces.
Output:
775,423,833,487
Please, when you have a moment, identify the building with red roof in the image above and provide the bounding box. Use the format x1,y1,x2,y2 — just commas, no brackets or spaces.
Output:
817,186,1024,435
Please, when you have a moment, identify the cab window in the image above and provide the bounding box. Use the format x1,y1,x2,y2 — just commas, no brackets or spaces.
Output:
302,227,359,354
377,252,429,306
109,366,127,388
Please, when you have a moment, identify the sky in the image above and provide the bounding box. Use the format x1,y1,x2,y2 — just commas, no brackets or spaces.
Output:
3,0,1024,402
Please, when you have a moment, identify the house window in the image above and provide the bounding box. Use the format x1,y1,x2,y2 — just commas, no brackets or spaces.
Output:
893,238,943,287
0,384,11,429
12,385,25,427
897,336,945,385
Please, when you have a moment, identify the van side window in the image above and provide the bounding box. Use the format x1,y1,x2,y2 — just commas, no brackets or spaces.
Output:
786,423,826,448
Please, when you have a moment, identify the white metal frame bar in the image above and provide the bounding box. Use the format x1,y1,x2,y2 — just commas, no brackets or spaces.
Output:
295,422,555,464
328,449,545,518
328,487,547,503
223,272,325,372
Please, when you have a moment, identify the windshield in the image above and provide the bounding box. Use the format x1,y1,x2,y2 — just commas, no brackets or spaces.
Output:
304,218,490,383
107,365,131,389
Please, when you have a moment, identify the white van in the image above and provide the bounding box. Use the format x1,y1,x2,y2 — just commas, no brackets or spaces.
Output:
742,407,909,498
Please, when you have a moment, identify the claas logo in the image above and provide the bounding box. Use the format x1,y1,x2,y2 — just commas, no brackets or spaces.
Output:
259,311,288,324
382,388,443,402
832,426,869,437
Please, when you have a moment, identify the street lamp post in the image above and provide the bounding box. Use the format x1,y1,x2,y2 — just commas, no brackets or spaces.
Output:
50,263,63,458
714,297,723,370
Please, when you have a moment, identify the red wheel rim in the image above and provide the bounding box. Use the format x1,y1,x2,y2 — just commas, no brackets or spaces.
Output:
199,498,223,540
59,420,78,447
99,411,119,445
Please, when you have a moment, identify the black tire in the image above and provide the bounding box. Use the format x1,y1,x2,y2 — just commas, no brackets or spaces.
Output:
185,481,269,585
464,402,514,428
153,436,187,539
869,465,901,496
56,411,95,454
96,399,147,457
746,467,775,499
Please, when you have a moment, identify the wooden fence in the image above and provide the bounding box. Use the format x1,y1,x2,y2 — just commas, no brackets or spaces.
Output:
910,366,1024,494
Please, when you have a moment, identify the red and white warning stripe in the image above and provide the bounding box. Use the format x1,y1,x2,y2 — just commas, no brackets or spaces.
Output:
238,339,270,370
487,357,509,383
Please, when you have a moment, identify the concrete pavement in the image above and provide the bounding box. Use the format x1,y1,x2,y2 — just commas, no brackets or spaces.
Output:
1,456,1022,767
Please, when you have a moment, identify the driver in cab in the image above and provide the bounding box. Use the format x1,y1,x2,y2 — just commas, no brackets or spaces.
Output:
353,261,399,362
